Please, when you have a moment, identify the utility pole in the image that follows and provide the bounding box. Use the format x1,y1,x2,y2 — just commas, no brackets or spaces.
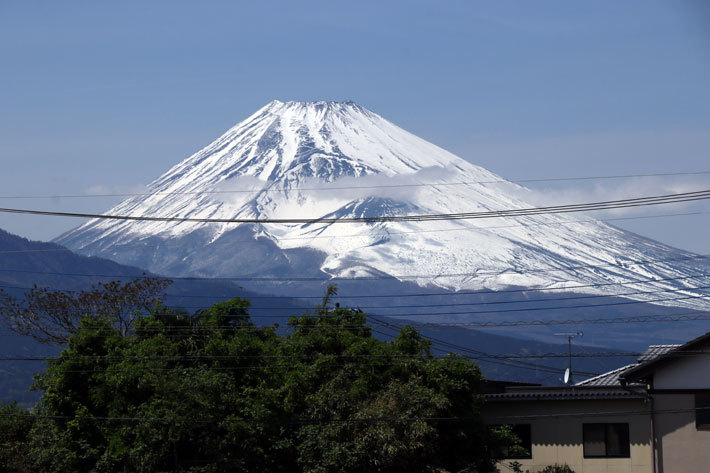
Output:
555,332,583,385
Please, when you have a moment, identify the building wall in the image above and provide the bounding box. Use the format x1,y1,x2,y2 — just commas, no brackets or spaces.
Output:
652,355,710,390
652,393,710,473
484,399,652,473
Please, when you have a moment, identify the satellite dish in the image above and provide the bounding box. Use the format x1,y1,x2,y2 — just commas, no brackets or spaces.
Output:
563,368,571,385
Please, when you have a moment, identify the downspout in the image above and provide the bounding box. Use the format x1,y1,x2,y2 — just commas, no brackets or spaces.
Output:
621,378,656,473
648,393,657,473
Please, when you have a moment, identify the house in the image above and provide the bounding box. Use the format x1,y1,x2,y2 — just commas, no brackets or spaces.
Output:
484,373,652,472
483,332,710,473
618,333,710,473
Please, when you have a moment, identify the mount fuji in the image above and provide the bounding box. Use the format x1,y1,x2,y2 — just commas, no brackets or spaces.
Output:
56,100,710,310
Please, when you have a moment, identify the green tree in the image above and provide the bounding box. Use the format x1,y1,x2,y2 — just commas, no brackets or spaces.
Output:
0,402,36,473
6,282,516,472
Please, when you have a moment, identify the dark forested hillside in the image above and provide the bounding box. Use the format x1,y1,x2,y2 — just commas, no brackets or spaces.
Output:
0,228,649,405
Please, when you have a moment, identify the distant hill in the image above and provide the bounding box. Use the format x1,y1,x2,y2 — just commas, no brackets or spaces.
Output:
0,228,668,405
0,227,308,312
0,228,307,405
47,100,710,357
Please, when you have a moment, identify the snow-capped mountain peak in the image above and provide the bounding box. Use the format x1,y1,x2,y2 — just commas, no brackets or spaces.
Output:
56,101,709,308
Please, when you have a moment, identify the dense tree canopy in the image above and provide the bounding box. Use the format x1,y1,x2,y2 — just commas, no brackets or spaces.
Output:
0,281,516,472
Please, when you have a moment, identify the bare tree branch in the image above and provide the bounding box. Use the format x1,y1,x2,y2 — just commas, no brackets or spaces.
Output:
0,277,172,345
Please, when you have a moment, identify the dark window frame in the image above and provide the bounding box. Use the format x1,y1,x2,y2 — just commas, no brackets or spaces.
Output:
696,393,710,430
488,423,532,459
507,424,532,459
583,423,630,458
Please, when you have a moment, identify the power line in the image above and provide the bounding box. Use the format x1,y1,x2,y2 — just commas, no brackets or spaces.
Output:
1,171,709,200
369,317,596,376
25,348,710,362
2,309,708,339
4,278,709,312
1,210,707,255
0,407,694,424
485,406,710,422
0,352,654,362
4,405,710,425
1,189,709,224
2,307,707,337
12,305,702,375
368,292,710,318
3,290,709,319
413,310,710,328
366,318,575,376
0,326,593,377
330,283,710,310
0,313,594,377
0,253,708,282
2,271,708,300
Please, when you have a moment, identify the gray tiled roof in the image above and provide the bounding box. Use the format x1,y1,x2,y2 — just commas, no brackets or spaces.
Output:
637,345,680,363
489,334,709,400
619,332,710,383
486,386,644,401
574,364,638,387
573,344,681,387
486,342,685,400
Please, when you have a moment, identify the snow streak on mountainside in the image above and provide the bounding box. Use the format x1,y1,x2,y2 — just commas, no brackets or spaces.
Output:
57,101,709,307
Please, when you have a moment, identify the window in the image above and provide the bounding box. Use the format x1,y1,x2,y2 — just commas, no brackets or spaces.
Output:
509,424,532,459
583,423,630,458
696,393,710,430
490,424,532,459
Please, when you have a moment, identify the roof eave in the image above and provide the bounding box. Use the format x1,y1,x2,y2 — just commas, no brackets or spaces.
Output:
619,331,710,384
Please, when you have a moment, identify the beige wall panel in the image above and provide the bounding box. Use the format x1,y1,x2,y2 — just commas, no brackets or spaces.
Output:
653,393,710,473
485,399,651,473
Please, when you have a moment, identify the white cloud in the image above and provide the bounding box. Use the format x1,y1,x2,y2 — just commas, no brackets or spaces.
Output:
212,166,460,204
506,175,710,217
84,183,148,196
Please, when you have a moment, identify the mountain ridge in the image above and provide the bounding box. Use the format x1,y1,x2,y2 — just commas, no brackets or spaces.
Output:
1,227,653,404
55,100,710,309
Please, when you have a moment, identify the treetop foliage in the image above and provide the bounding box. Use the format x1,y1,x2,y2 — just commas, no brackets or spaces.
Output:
0,280,518,473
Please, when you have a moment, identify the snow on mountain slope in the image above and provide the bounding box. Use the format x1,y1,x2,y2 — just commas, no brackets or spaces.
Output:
56,101,710,306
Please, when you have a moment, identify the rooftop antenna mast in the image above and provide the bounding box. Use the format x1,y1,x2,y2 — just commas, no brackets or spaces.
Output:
555,332,583,385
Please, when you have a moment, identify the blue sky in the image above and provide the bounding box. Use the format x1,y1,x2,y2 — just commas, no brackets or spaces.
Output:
1,0,709,251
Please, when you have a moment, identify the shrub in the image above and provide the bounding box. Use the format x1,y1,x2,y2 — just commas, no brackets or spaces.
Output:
539,464,576,473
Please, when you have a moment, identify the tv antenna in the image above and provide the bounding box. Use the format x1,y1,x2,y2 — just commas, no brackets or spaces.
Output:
555,332,583,385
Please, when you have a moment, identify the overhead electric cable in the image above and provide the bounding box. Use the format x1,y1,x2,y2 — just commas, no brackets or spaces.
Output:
4,282,708,314
3,290,709,319
6,346,710,362
369,317,597,376
1,171,709,200
1,209,708,256
1,272,707,300
0,352,654,362
367,292,710,318
4,405,710,424
0,253,707,282
0,189,709,224
2,308,708,336
422,312,710,328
